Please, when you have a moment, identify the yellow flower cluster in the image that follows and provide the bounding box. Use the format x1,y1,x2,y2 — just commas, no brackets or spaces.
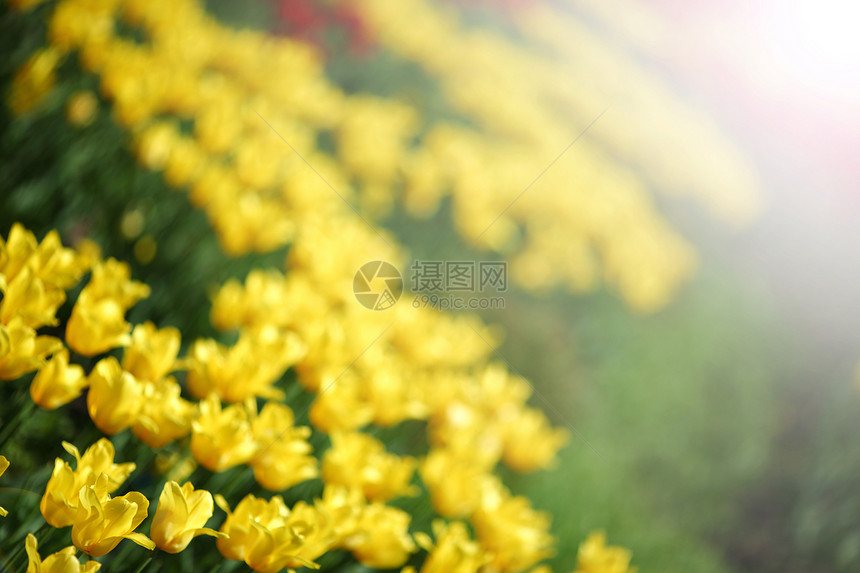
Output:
348,0,760,309
37,437,227,558
215,486,416,571
2,0,650,567
0,223,92,381
7,0,755,311
0,210,619,568
40,439,153,556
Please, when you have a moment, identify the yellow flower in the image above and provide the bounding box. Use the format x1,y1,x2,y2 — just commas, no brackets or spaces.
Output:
407,521,490,573
25,534,101,573
0,455,9,517
71,479,155,557
122,321,180,382
0,317,62,380
66,259,150,356
30,349,88,409
132,377,196,449
343,503,416,569
150,481,225,553
7,47,62,114
66,295,134,356
472,492,555,572
420,448,502,518
322,431,416,502
190,395,259,472
0,225,88,294
573,531,637,573
249,403,317,491
186,326,305,402
216,493,333,572
86,357,145,435
0,266,66,328
501,407,569,473
41,438,135,528
308,374,373,433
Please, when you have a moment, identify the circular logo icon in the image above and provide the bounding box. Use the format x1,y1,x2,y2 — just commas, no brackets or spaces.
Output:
353,261,403,310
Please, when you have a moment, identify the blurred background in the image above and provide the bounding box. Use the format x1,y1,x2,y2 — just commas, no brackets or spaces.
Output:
2,0,860,571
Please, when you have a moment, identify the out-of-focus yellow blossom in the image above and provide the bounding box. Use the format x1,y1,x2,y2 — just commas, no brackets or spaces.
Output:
25,534,101,573
0,455,9,517
472,492,555,572
65,90,98,126
210,270,296,331
150,481,225,553
71,477,155,557
314,485,365,542
0,317,62,380
186,326,305,402
573,531,637,573
342,502,416,568
403,521,491,573
216,493,333,572
0,266,66,328
308,374,374,433
86,357,146,435
190,395,259,472
427,401,503,468
133,377,196,449
7,47,62,114
41,438,135,528
66,259,150,355
30,348,87,409
249,402,317,491
0,225,89,293
502,406,570,473
122,321,180,382
420,448,503,518
322,431,416,502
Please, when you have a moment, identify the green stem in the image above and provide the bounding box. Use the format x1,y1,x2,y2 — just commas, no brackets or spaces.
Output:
129,556,153,573
0,399,35,449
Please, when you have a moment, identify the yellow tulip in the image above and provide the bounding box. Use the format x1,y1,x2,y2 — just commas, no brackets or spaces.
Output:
66,259,150,356
132,377,195,449
30,349,88,410
86,357,144,435
190,395,259,472
501,407,569,473
121,321,180,382
216,494,332,573
71,481,154,557
409,521,490,573
0,455,9,517
573,531,637,573
249,403,317,491
25,534,101,573
0,266,66,328
343,503,416,569
41,438,135,528
472,492,555,572
65,294,133,356
150,481,225,553
322,432,416,502
186,327,304,402
0,317,62,381
7,47,62,114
